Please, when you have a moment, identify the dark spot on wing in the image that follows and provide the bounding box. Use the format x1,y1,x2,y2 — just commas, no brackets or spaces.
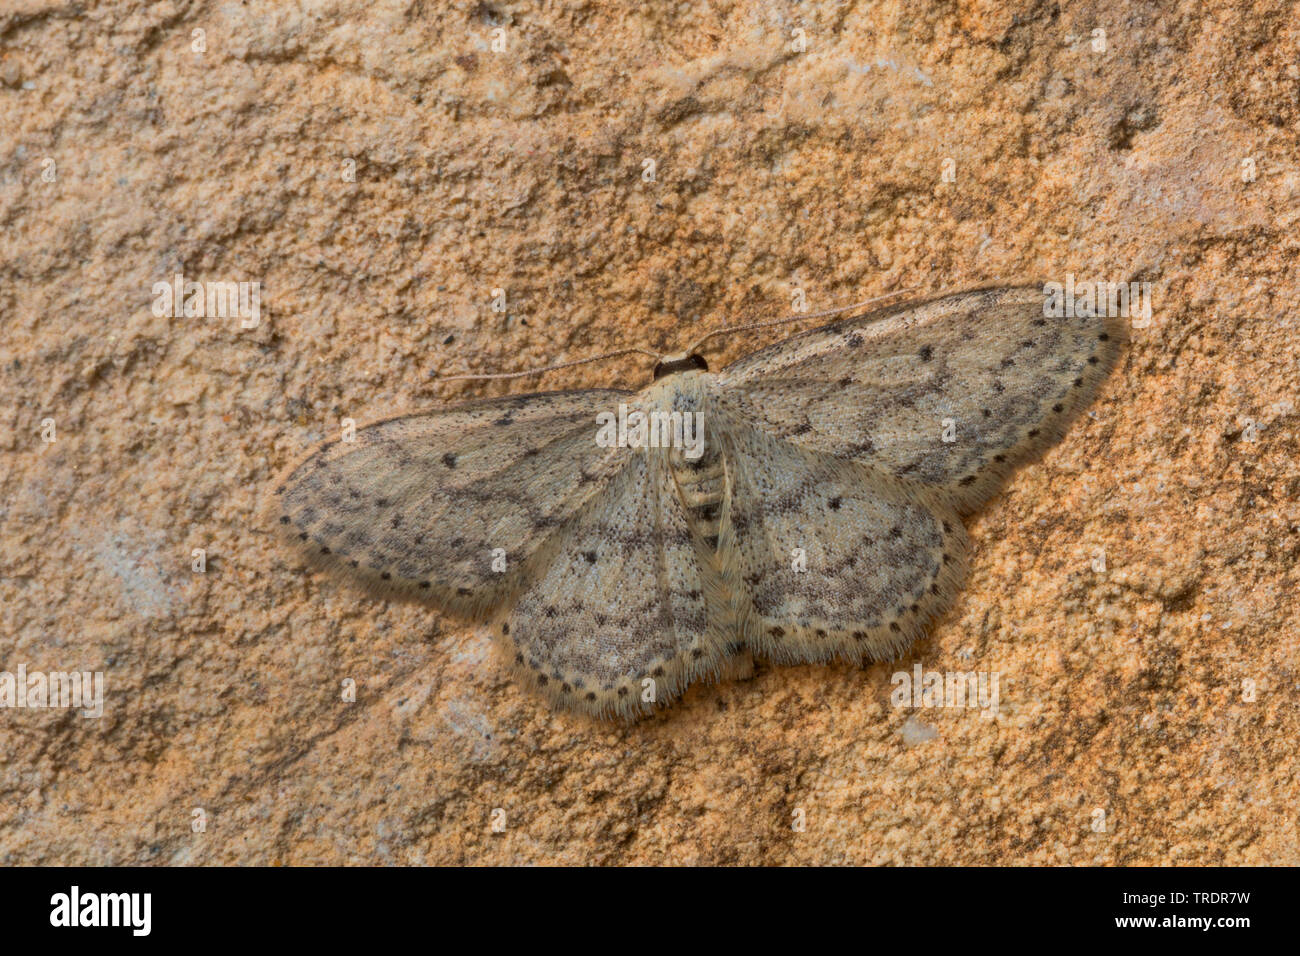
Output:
692,503,719,521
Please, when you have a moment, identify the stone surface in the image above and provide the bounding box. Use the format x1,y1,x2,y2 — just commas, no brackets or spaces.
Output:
1,0,1297,865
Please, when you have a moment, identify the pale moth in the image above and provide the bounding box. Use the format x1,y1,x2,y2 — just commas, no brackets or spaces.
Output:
272,286,1124,719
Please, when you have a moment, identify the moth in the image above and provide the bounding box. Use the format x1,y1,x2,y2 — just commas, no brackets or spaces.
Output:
272,286,1124,719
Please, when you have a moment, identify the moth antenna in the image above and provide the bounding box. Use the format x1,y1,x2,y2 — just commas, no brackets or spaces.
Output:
685,288,914,355
437,346,661,382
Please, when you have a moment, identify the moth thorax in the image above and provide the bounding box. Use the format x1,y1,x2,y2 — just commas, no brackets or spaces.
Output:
652,352,709,380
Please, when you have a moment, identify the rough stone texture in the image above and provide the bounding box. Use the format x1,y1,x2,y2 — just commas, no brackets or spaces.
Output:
2,0,1297,865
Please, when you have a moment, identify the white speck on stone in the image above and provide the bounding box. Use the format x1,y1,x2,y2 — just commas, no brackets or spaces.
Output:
901,715,939,746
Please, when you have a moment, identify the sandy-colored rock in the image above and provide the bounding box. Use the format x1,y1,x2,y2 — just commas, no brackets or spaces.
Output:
1,0,1297,865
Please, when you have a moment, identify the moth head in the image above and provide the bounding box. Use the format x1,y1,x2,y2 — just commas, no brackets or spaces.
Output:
652,351,709,381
